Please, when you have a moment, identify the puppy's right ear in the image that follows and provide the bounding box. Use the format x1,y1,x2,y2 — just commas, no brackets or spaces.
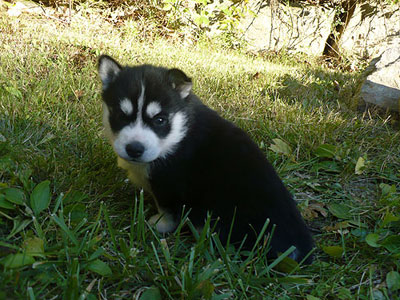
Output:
98,55,122,90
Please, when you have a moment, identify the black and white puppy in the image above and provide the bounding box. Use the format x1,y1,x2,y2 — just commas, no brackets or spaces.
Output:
98,55,314,263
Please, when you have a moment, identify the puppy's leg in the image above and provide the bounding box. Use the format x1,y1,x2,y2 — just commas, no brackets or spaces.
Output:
149,210,177,233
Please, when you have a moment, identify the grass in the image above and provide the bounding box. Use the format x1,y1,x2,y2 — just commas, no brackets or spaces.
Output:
1,5,400,300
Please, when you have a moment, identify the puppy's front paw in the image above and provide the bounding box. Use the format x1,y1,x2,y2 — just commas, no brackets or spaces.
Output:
149,213,176,233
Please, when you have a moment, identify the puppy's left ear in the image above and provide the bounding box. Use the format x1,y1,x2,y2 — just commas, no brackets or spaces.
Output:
98,55,122,90
167,68,192,99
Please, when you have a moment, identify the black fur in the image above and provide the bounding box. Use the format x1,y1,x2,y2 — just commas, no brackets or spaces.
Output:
99,55,314,263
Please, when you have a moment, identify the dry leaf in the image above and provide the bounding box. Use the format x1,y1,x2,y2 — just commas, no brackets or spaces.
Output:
74,90,84,99
323,221,350,232
302,202,327,220
252,72,261,79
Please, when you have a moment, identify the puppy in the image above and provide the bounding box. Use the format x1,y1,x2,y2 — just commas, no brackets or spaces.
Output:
98,55,314,263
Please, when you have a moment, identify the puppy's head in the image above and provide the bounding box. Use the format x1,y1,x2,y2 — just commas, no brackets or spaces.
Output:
98,55,192,163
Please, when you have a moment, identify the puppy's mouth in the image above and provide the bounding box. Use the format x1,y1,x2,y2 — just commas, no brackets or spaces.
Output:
124,156,155,164
126,157,147,164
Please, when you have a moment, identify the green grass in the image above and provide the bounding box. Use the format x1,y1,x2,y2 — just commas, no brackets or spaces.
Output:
1,8,400,300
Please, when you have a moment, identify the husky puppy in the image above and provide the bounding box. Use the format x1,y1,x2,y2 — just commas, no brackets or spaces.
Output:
98,55,314,263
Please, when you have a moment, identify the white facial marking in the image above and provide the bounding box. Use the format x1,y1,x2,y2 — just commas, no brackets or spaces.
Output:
146,102,162,118
120,98,133,115
137,83,145,120
159,112,188,158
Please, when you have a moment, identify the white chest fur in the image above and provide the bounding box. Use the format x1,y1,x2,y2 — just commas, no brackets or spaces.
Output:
117,157,151,192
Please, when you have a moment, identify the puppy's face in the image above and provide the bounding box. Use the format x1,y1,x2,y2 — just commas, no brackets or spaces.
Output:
98,55,192,163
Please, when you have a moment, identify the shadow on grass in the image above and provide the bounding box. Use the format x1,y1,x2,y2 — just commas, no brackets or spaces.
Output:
0,115,139,218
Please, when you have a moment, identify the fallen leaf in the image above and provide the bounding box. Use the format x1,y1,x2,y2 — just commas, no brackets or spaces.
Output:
323,221,350,232
269,138,291,156
302,203,327,220
252,72,261,79
74,90,84,99
355,157,366,175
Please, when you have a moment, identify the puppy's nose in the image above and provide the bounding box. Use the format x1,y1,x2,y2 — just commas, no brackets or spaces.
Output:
126,142,145,159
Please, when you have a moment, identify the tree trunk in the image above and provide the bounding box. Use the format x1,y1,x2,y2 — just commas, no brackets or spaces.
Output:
323,0,358,58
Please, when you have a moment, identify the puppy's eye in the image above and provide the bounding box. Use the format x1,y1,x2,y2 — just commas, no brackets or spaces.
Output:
153,115,168,126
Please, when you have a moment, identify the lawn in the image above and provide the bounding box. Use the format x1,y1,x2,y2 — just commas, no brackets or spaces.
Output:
0,4,399,299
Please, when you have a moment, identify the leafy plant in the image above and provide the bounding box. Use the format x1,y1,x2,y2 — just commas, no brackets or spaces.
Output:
0,162,113,298
363,184,400,255
162,0,251,44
